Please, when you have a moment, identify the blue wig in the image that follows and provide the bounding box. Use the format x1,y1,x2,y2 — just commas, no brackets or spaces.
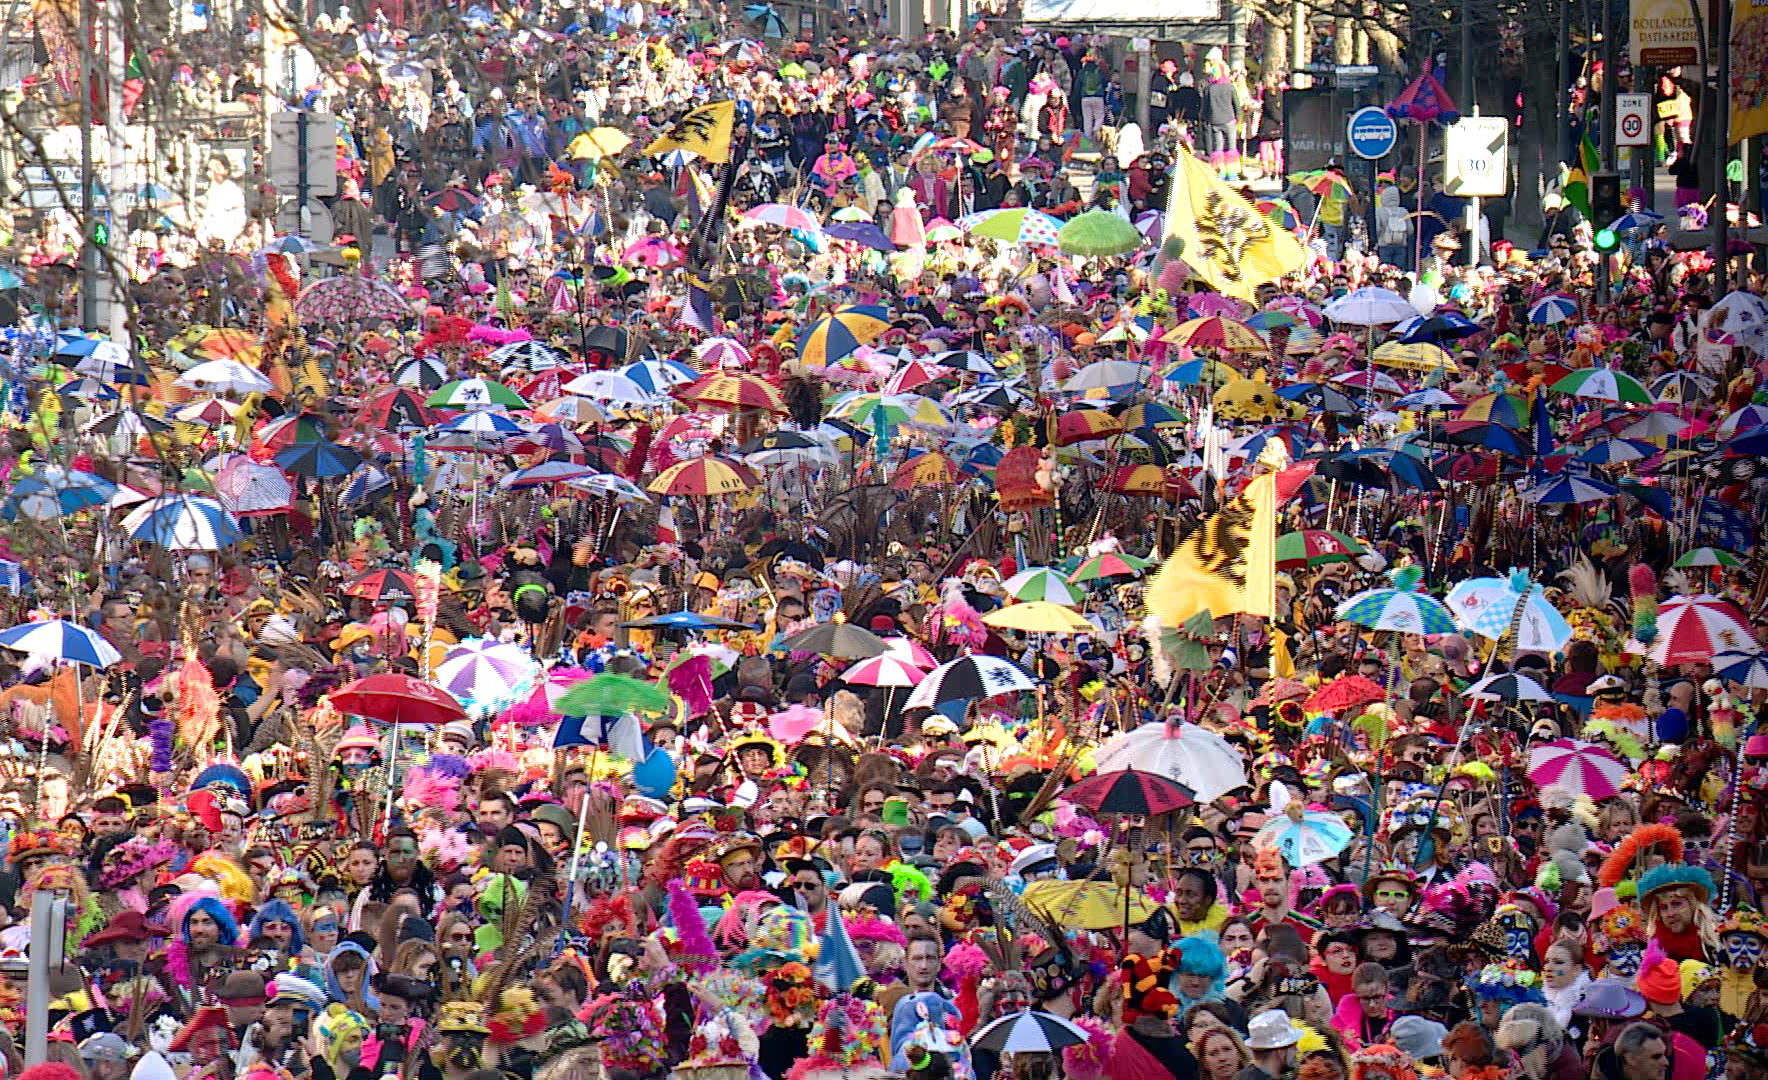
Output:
1174,934,1228,1006
248,898,306,956
182,896,240,948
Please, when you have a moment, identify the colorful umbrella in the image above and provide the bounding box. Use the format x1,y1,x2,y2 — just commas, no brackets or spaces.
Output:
1164,316,1268,353
1002,567,1085,606
960,208,1062,248
891,452,960,490
1526,739,1627,799
742,203,822,231
1464,672,1554,703
0,619,122,667
1675,547,1745,569
1551,368,1656,405
1276,529,1365,569
1527,295,1580,325
649,456,760,496
1336,567,1457,634
798,306,890,367
1067,551,1151,582
840,654,926,687
426,378,527,410
681,372,788,413
1445,571,1574,653
1371,341,1455,372
1458,391,1531,429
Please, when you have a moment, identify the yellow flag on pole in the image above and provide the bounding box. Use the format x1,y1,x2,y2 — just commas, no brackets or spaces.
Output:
643,101,738,164
1145,472,1278,624
1160,145,1310,301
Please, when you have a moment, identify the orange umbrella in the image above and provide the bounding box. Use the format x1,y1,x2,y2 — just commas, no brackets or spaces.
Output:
680,373,787,413
649,456,761,496
891,452,959,490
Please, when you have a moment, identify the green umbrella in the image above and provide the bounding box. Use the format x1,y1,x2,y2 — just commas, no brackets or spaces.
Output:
554,673,673,716
1674,547,1744,569
1057,209,1143,257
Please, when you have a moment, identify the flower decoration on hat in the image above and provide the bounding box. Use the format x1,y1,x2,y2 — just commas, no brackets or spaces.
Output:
486,986,547,1045
1466,960,1546,1005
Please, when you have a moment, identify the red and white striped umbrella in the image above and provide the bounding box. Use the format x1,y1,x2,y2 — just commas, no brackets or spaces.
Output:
839,654,925,688
1526,738,1627,799
1650,594,1756,665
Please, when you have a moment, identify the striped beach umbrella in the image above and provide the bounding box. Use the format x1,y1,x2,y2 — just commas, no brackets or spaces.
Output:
1527,295,1580,325
0,619,122,667
797,306,890,368
649,456,761,496
1163,316,1268,353
681,372,787,413
426,378,527,410
121,494,244,551
435,638,542,718
1651,594,1755,664
1551,367,1656,405
1002,567,1085,606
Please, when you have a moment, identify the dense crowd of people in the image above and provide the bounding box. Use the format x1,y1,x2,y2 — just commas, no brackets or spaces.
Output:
0,4,1766,1080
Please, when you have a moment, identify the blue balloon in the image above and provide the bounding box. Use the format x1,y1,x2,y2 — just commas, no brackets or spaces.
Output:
631,747,677,800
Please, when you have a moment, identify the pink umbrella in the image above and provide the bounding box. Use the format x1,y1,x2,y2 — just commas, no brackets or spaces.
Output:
1188,293,1249,320
1526,738,1627,799
1651,594,1756,665
1386,68,1460,270
840,654,925,687
623,236,683,266
769,703,825,744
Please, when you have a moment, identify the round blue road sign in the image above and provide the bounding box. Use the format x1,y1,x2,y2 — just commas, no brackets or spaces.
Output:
1347,106,1398,160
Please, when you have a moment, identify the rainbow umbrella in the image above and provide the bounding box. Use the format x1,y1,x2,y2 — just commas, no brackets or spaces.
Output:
1253,197,1302,231
798,305,889,367
1458,391,1531,429
1287,169,1354,201
1161,357,1243,386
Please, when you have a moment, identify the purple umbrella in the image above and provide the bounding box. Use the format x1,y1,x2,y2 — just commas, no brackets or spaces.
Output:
823,220,898,252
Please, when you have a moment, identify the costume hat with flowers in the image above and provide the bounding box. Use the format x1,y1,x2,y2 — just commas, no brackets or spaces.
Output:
8,826,72,864
1466,960,1546,1005
726,728,785,768
784,996,890,1080
99,837,178,890
1349,1044,1420,1080
436,1001,491,1036
486,987,548,1045
671,1009,761,1080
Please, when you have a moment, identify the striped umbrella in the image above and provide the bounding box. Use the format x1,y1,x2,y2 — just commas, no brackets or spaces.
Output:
345,568,420,603
435,638,542,718
840,654,926,687
619,358,700,396
274,440,365,479
695,337,752,369
929,349,999,375
797,306,890,368
891,452,959,490
1526,738,1627,798
649,456,761,495
1464,671,1554,703
1714,650,1768,690
1527,295,1580,325
1551,367,1656,405
121,494,243,551
1051,408,1122,446
1577,438,1658,465
681,372,787,413
1277,529,1365,569
426,378,527,410
1002,567,1085,606
1674,547,1745,569
563,370,658,405
394,355,448,389
742,203,822,231
1458,392,1531,429
1522,471,1618,505
1651,594,1755,664
969,1011,1093,1055
488,340,566,371
1331,369,1405,395
0,619,122,667
1163,316,1268,353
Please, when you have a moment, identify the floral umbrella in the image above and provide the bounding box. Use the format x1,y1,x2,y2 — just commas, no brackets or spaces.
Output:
298,274,411,324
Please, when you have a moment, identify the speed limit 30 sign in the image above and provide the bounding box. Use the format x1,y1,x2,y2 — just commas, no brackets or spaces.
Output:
1616,93,1651,146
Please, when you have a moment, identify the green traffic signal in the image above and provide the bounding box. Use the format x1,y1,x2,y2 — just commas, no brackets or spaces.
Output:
93,221,108,246
1593,228,1618,253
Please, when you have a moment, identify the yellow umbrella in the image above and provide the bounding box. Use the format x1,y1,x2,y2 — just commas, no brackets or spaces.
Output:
982,602,1095,633
1371,341,1454,372
568,127,633,160
1022,880,1165,930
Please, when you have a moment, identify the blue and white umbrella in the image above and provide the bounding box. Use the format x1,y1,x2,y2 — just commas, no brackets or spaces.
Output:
1576,438,1658,465
3,466,115,520
0,558,28,595
617,358,699,396
0,619,122,667
500,460,596,489
121,494,244,551
1336,568,1456,634
55,377,119,402
340,464,395,505
436,410,524,439
1523,471,1618,505
1715,650,1768,690
1251,782,1353,866
1395,388,1461,410
1527,295,1580,325
1609,209,1665,232
562,370,659,406
1446,571,1575,653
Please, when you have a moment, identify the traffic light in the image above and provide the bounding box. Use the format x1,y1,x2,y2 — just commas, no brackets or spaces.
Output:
92,220,108,246
1591,172,1623,228
1593,228,1619,254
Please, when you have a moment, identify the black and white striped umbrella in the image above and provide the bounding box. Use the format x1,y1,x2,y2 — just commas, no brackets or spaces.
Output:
904,655,1035,709
1462,672,1552,703
968,1010,1092,1055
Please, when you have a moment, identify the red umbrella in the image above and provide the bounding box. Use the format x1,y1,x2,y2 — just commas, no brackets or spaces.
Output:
1061,768,1195,816
1303,675,1388,714
345,569,419,604
331,673,467,725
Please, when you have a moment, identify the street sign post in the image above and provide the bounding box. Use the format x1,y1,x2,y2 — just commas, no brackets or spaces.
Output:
1346,106,1398,160
268,111,337,199
1442,116,1509,197
1615,93,1651,146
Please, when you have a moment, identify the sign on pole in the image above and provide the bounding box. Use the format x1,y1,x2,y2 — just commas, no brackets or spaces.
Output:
268,111,337,197
1616,93,1652,146
1442,116,1509,197
1630,0,1700,64
1346,106,1398,160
